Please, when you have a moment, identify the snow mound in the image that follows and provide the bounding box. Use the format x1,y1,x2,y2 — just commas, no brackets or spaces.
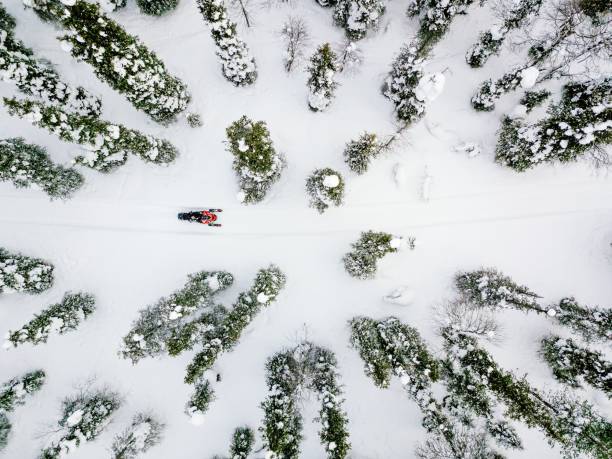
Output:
383,286,415,306
453,142,481,157
389,237,406,250
393,163,407,187
415,73,445,102
322,174,340,188
520,67,539,89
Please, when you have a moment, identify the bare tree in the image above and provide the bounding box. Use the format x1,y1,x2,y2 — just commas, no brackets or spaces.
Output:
336,39,363,74
281,16,310,72
434,299,500,341
229,0,252,27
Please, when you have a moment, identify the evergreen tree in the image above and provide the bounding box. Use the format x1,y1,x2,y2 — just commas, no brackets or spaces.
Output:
184,265,286,384
111,413,164,459
0,413,8,451
5,292,96,349
416,0,477,53
541,335,611,396
26,0,190,124
137,0,178,15
307,43,339,112
226,116,284,204
120,271,233,363
228,426,255,459
185,379,214,425
518,89,551,113
343,132,383,174
0,247,54,295
196,0,257,86
97,0,127,11
0,138,84,199
333,0,385,40
0,370,46,413
383,42,426,124
306,168,345,213
40,388,121,459
343,231,405,279
4,97,179,173
495,78,611,171
260,342,350,459
465,0,543,67
454,268,542,312
552,297,612,343
0,4,101,117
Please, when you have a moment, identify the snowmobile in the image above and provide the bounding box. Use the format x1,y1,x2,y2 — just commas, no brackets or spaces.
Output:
178,209,223,227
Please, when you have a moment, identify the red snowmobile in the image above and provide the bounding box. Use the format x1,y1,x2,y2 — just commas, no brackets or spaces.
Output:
178,209,222,227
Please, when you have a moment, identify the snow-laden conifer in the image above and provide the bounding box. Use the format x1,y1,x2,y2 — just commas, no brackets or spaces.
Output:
343,132,383,174
0,370,46,412
333,0,385,40
0,247,54,295
343,231,406,279
552,297,611,343
306,168,345,213
137,0,178,15
307,43,339,112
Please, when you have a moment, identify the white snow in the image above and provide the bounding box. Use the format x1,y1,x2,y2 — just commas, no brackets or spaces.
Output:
383,286,415,306
519,67,539,89
66,409,83,427
322,174,340,188
393,163,407,187
415,73,445,102
257,292,269,303
237,138,249,152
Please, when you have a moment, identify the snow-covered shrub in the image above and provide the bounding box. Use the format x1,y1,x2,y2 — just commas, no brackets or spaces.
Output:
136,0,178,15
281,16,309,73
25,0,190,124
40,388,121,459
552,297,612,343
111,413,164,459
0,4,101,117
228,426,255,459
0,247,54,295
343,132,382,174
186,112,203,128
416,0,476,53
471,66,538,111
0,413,8,450
465,0,543,68
0,370,46,412
97,0,127,12
185,379,214,425
540,335,611,395
196,0,257,86
307,43,339,112
495,78,611,171
343,231,405,279
185,265,286,384
4,97,179,173
306,168,345,213
383,42,426,124
518,89,551,113
455,267,542,312
0,138,83,199
260,342,350,459
4,292,96,349
333,0,385,40
226,116,284,204
120,270,233,363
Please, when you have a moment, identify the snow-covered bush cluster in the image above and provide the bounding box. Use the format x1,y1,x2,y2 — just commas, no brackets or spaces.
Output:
495,78,611,171
97,0,127,12
552,296,612,343
111,413,164,459
4,292,96,349
136,0,178,16
260,342,350,459
415,0,477,53
40,388,121,458
471,66,539,111
214,426,255,459
0,247,54,295
465,0,543,68
343,231,406,279
343,132,383,174
4,97,179,173
518,88,551,114
0,138,83,199
540,335,611,395
0,4,101,116
120,270,234,363
332,0,385,40
196,0,257,86
306,168,345,213
25,0,190,124
226,116,284,204
307,43,339,112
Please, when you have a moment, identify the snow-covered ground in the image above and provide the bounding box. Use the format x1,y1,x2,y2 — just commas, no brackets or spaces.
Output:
1,1,611,458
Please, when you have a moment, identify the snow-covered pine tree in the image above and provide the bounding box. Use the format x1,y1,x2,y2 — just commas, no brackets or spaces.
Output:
260,342,350,459
4,292,96,349
306,168,345,213
97,0,127,12
465,0,543,67
0,138,84,200
0,4,101,117
195,0,257,86
495,78,611,171
111,413,164,459
228,426,255,459
0,370,46,413
40,388,121,459
382,41,426,124
0,413,8,450
184,265,286,384
343,231,405,279
119,271,233,363
307,43,339,112
332,0,385,40
185,379,214,425
226,116,284,204
518,88,551,113
343,132,383,174
0,247,54,295
551,297,612,342
416,0,477,53
540,335,611,396
136,0,178,15
455,267,542,312
25,0,190,124
4,97,179,173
